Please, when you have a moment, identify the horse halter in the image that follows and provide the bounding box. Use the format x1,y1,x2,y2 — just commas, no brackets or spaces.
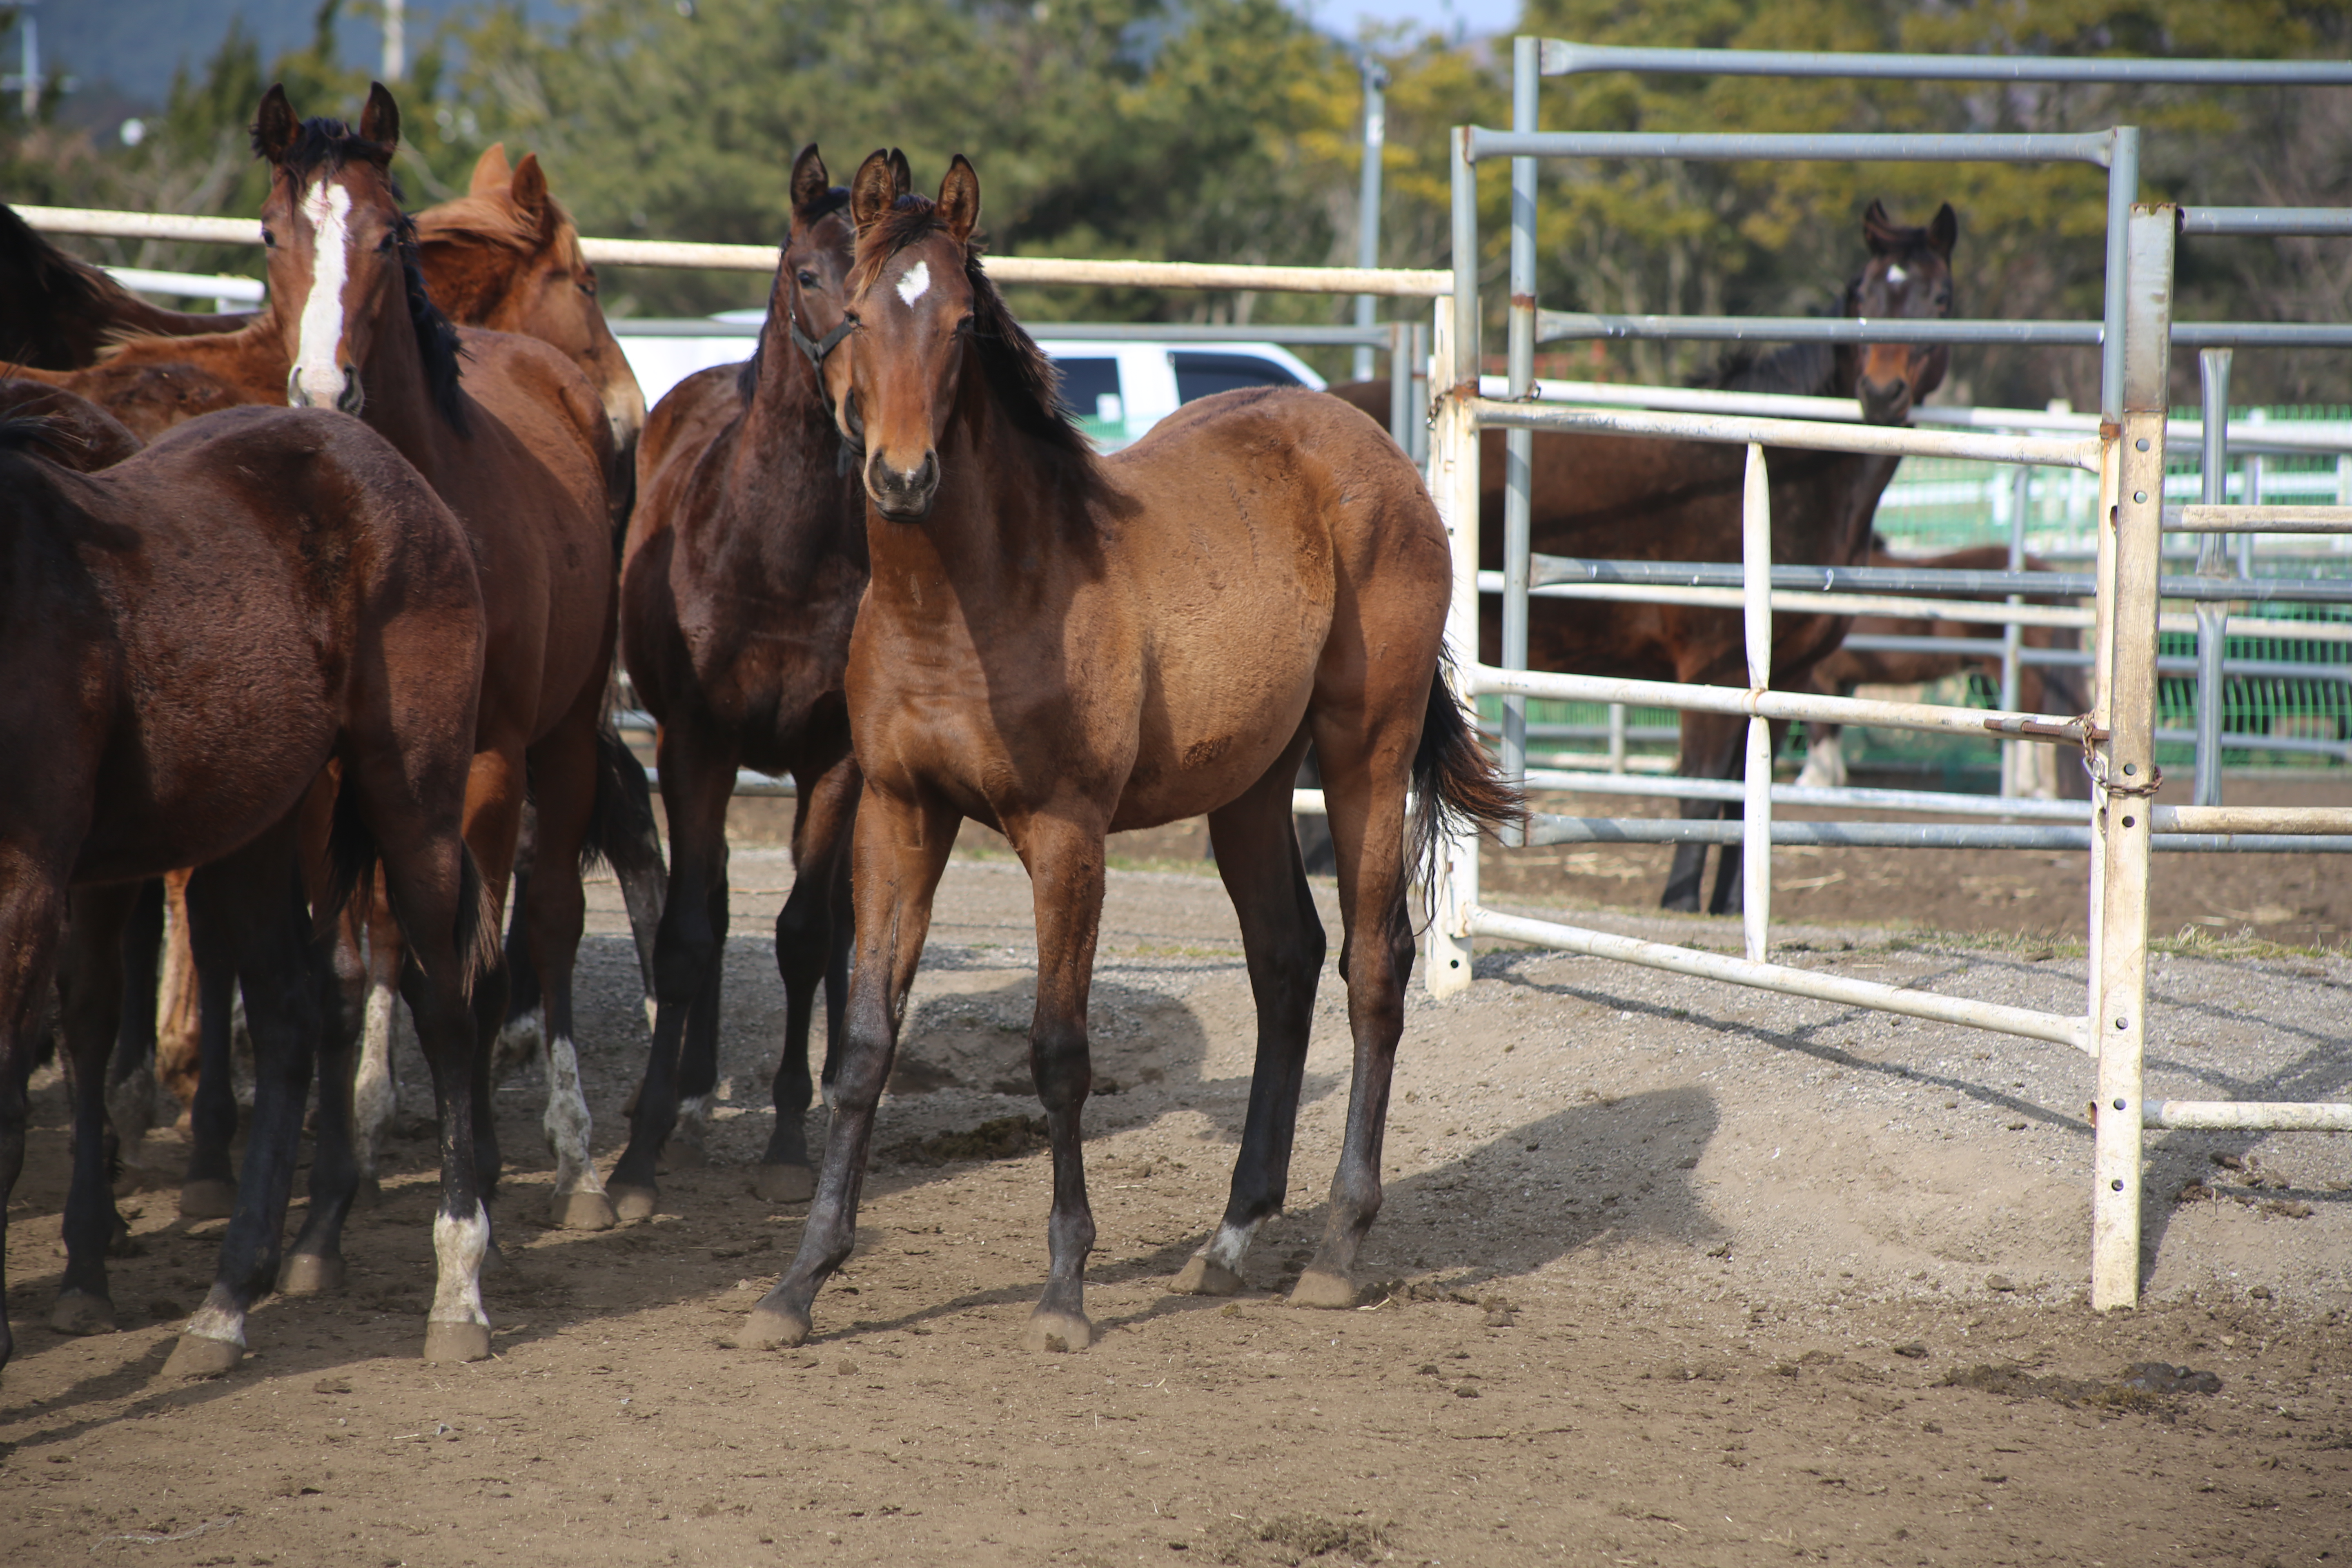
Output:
789,306,853,375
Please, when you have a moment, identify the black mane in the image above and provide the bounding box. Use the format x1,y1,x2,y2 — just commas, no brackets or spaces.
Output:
260,114,468,434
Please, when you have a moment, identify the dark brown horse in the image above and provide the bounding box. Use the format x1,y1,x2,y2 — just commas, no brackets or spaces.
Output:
1795,544,2089,800
246,83,628,1238
0,394,492,1376
738,152,1515,1354
1338,200,1959,912
610,145,870,1216
0,204,251,368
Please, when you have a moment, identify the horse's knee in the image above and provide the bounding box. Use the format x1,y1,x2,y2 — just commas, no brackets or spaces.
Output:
1029,1021,1090,1109
651,910,717,1003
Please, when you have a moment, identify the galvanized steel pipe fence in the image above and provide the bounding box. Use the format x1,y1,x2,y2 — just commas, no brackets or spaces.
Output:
1425,38,2352,1314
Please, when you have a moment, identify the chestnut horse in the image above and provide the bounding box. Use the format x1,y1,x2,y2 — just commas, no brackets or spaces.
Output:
1795,544,2089,800
0,396,492,1376
739,153,1517,1354
610,144,870,1216
1336,200,1959,912
247,83,628,1243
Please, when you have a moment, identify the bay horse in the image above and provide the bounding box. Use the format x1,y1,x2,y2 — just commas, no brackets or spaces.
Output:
742,152,1517,1354
1795,543,2089,800
245,82,630,1242
1336,200,1959,912
610,143,869,1216
0,394,493,1376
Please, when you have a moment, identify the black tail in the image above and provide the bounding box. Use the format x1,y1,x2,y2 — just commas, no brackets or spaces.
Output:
1409,656,1523,884
579,720,666,881
316,782,379,943
454,845,501,991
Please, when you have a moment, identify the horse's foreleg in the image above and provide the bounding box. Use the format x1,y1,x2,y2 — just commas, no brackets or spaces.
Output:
177,898,241,1221
1292,724,1415,1310
0,847,69,1372
165,843,320,1378
593,719,667,1027
521,708,613,1231
105,878,165,1165
351,886,407,1205
1662,710,1742,913
1177,747,1324,1298
747,787,956,1351
490,806,542,1084
1795,723,1848,789
53,884,137,1336
760,755,860,1205
609,728,737,1222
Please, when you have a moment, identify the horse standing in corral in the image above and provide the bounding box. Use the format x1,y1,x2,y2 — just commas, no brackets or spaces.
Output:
1794,544,2090,800
242,82,631,1245
0,396,492,1376
609,144,872,1216
741,151,1516,1354
1334,200,1960,913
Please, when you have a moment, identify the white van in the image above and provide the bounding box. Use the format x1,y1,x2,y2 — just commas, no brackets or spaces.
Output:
615,314,1324,451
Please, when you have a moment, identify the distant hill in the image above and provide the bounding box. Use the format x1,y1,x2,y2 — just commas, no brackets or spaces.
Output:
21,1,567,110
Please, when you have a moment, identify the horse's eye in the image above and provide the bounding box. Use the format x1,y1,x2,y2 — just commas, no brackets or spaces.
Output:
261,228,276,249
578,270,599,297
378,233,397,252
797,270,818,288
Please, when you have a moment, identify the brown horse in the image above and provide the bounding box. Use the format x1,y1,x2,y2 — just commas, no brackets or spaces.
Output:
737,152,1516,1354
0,203,250,368
1337,200,1958,912
610,144,869,1215
0,394,492,1376
1795,544,2089,800
247,83,627,1241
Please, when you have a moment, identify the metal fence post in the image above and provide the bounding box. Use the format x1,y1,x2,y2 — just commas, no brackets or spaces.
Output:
1408,321,1431,469
1353,59,1390,383
2194,348,2234,806
2002,463,2030,795
1428,138,1482,998
1742,443,1774,961
1388,321,1413,452
2091,203,2175,1312
1499,38,1540,829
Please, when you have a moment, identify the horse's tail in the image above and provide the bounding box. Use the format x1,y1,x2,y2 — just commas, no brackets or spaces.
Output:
1408,655,1524,886
454,844,502,992
318,782,501,992
579,719,665,881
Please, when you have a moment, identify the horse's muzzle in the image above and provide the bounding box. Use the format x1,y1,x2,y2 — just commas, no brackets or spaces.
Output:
1858,376,1911,425
289,365,365,417
866,449,939,523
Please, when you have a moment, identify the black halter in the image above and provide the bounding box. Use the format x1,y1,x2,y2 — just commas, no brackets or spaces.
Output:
789,307,853,374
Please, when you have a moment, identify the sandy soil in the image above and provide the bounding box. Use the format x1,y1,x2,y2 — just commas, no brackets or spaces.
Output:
6,823,2350,1566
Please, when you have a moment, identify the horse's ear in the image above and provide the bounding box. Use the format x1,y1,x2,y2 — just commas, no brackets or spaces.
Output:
469,143,513,196
850,150,896,235
510,153,555,237
887,147,911,197
1928,203,1958,259
252,83,297,162
936,155,980,247
789,144,831,222
359,80,401,153
1862,198,1898,256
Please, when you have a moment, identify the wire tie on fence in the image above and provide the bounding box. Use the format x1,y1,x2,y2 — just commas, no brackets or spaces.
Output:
2076,716,2164,800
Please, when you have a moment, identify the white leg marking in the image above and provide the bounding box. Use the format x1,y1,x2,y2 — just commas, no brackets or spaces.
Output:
1198,1217,1264,1274
1795,728,1847,790
895,258,930,306
430,1203,492,1328
291,180,355,408
183,1298,247,1350
542,1034,605,1197
353,975,401,1180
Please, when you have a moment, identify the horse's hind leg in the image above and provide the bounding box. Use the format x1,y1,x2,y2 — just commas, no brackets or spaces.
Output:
106,878,165,1166
1292,703,1421,1309
747,788,957,1350
0,845,69,1372
177,906,241,1221
1705,717,1793,917
1175,740,1324,1297
759,755,860,1204
53,883,138,1336
521,706,617,1232
1662,711,1743,914
165,838,323,1378
352,886,408,1205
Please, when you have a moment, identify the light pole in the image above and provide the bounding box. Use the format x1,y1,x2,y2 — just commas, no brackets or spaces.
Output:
1352,56,1389,383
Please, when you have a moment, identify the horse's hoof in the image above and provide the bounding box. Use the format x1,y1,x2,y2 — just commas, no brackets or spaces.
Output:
1288,1268,1359,1310
49,1290,117,1336
162,1331,243,1379
742,1299,811,1350
422,1320,492,1364
276,1253,345,1295
1172,1256,1244,1296
608,1184,659,1223
351,1177,384,1210
550,1189,618,1232
752,1163,815,1205
178,1179,236,1221
1020,1308,1096,1354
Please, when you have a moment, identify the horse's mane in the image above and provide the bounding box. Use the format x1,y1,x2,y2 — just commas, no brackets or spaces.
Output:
414,187,570,254
258,114,469,434
741,185,855,402
848,193,1094,462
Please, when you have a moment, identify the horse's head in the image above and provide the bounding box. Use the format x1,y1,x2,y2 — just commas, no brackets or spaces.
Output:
769,144,858,408
835,149,981,523
1851,200,1958,425
414,144,643,454
253,82,412,416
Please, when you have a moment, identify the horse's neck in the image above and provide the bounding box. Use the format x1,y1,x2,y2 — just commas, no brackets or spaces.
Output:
1720,341,1851,399
866,379,1058,625
354,284,462,482
721,324,860,560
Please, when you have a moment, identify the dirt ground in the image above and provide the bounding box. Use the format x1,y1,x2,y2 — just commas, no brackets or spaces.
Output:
6,797,2352,1566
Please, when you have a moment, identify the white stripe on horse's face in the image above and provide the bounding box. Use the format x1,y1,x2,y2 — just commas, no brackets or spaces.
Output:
1886,264,1909,286
896,258,931,307
290,179,355,410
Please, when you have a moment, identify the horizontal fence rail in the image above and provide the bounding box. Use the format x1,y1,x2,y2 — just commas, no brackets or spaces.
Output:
1524,555,2352,607
1468,397,2101,470
1534,40,2352,88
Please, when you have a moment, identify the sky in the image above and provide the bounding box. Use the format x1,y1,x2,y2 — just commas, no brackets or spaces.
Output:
1288,0,1523,43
